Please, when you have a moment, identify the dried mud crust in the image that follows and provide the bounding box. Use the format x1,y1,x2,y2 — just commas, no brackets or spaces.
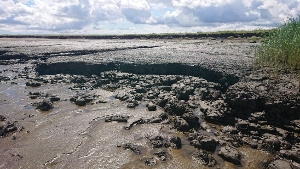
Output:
0,38,300,168
0,38,256,76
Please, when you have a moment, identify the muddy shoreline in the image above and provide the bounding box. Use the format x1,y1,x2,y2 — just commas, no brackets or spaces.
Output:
0,38,299,169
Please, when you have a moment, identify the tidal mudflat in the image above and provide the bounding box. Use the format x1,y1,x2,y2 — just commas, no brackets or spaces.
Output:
0,38,299,169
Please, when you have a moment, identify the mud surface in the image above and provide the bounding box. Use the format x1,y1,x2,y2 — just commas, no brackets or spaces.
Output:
0,38,299,169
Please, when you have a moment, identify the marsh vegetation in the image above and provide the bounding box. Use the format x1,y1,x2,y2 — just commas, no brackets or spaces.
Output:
256,16,300,75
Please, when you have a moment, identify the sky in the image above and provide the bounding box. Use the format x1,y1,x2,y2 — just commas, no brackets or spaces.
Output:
0,0,300,34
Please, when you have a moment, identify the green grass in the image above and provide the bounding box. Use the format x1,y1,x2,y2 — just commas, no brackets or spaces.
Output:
256,16,300,75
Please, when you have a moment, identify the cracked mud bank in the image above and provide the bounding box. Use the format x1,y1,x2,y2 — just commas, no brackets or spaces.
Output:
0,38,300,169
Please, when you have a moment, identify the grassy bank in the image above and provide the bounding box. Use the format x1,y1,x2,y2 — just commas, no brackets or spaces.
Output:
256,17,300,75
0,30,270,40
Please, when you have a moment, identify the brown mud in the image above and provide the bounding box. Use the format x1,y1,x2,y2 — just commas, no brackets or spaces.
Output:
0,38,299,169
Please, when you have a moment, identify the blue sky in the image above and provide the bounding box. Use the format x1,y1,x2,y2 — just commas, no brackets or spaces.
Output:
0,0,299,34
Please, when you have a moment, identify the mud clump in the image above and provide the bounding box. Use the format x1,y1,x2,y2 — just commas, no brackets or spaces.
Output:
0,76,10,82
26,80,42,87
70,92,103,106
148,135,182,149
189,134,218,152
0,115,6,121
0,122,18,137
141,157,157,166
104,115,129,123
146,102,157,111
266,159,293,169
218,146,241,165
192,150,217,167
36,99,54,111
0,115,22,137
122,143,142,155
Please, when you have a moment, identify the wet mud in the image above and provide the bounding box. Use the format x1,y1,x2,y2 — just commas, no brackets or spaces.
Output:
0,38,299,169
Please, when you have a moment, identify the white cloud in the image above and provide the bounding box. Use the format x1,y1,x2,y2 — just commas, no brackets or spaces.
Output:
0,0,300,34
148,0,173,9
120,0,150,10
122,8,152,24
256,0,300,21
172,0,234,8
164,9,198,26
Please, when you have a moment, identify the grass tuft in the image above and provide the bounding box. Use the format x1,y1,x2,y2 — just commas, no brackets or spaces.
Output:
256,16,300,75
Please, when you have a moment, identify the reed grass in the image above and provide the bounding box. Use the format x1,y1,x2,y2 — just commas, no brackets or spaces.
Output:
256,17,300,75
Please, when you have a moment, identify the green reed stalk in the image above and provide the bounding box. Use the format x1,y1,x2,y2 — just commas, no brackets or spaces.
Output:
256,16,300,75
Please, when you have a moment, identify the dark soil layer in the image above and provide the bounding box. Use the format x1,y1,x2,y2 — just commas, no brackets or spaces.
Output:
0,38,299,169
36,62,239,92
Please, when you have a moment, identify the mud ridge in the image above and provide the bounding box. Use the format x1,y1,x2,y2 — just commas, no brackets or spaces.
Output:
36,62,239,92
0,45,159,62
